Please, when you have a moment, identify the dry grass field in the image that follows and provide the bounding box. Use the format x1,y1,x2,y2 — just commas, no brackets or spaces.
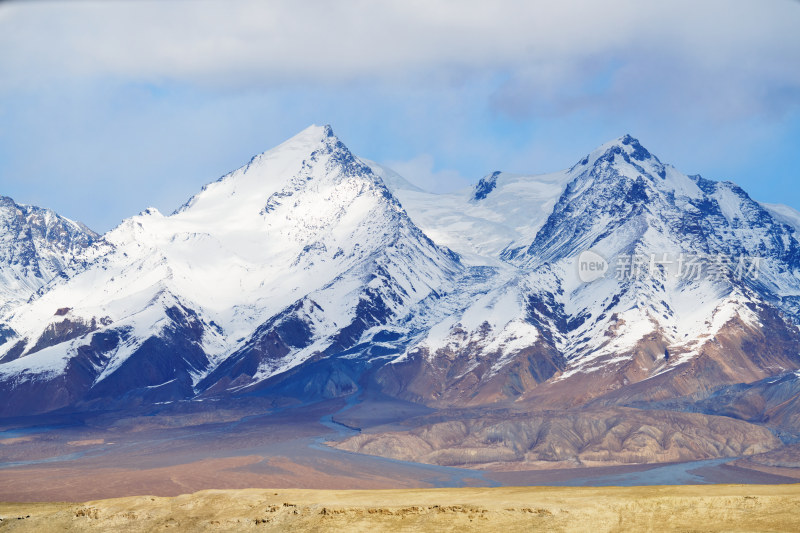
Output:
1,484,799,532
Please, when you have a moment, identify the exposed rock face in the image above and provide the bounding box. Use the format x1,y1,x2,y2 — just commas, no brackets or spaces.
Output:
27,316,101,356
376,337,565,406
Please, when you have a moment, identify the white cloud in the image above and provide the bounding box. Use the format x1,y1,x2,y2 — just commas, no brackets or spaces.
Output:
1,0,798,127
2,0,798,95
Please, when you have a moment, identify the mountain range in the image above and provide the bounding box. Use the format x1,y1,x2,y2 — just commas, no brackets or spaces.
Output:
2,125,800,471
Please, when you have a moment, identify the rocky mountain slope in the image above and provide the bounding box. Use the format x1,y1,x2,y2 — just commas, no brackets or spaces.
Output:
1,126,799,470
374,135,800,410
0,125,459,414
0,196,98,314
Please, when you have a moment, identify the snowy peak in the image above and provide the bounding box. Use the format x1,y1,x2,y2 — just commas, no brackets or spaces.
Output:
0,196,97,250
0,195,98,311
616,134,655,162
512,135,709,264
176,124,383,219
565,134,677,197
286,123,335,144
61,123,446,335
574,134,659,170
523,133,800,275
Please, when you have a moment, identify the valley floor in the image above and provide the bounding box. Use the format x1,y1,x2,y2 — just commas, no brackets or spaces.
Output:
2,397,800,503
2,484,800,532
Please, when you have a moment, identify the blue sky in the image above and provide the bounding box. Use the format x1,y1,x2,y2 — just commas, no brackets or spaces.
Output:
1,0,799,232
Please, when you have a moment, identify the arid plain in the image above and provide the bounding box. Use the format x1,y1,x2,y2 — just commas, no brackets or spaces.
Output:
2,485,800,532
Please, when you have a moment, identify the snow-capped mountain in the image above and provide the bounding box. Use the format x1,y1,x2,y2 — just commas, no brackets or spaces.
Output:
1,126,799,438
375,135,800,407
0,196,98,314
519,136,800,392
0,126,459,414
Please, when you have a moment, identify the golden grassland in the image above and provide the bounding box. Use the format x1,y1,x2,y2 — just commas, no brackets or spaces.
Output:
1,484,799,532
